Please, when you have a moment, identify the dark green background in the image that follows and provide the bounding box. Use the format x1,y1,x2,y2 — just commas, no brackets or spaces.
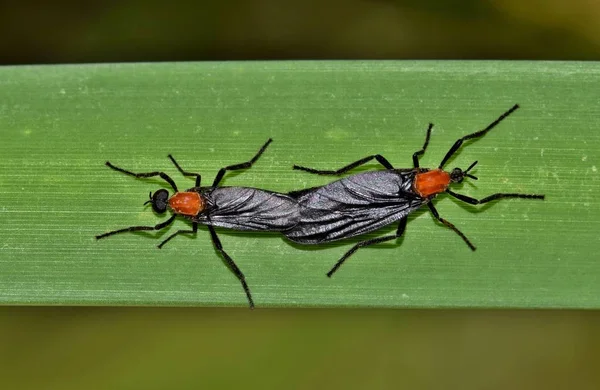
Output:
2,1,600,388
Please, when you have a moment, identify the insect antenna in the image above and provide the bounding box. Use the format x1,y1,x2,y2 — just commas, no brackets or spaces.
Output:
464,161,478,180
143,192,153,206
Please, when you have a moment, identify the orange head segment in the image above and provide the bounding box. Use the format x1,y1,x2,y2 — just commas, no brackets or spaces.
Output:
168,192,205,216
414,169,451,198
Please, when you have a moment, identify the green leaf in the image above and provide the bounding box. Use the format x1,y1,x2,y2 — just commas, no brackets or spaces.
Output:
1,61,597,308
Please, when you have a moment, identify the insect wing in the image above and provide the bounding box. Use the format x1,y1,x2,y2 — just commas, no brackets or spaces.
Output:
286,170,425,244
196,187,299,231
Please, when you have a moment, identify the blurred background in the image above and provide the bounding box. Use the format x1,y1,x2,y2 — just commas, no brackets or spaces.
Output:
2,0,600,388
2,0,600,64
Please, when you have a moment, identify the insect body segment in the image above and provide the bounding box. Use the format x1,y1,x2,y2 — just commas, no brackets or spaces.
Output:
413,169,449,197
168,191,205,216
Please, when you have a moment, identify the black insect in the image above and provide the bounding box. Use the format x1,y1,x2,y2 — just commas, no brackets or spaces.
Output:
96,139,299,308
285,104,545,277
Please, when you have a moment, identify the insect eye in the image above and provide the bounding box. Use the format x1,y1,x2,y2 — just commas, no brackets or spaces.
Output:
151,189,169,214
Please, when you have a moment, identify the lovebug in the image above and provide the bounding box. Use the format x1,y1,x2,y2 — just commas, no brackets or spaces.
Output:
286,104,544,277
96,139,299,308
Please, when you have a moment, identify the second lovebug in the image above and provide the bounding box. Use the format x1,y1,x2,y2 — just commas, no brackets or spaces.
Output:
286,104,545,277
96,139,299,308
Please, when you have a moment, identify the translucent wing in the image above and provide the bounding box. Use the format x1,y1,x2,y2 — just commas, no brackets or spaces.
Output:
285,170,426,244
193,187,299,232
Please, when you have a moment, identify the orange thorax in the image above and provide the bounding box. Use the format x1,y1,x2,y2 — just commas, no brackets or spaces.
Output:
414,169,451,197
169,192,205,216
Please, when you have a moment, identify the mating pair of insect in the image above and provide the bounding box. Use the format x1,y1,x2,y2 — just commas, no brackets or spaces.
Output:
97,104,544,308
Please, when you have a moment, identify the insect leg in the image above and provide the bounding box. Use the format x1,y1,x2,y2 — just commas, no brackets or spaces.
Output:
427,203,475,250
211,138,273,187
95,214,177,240
105,162,178,193
207,225,254,309
168,155,201,187
412,123,433,168
294,154,395,176
157,222,198,249
438,104,520,169
327,217,408,278
446,190,545,204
